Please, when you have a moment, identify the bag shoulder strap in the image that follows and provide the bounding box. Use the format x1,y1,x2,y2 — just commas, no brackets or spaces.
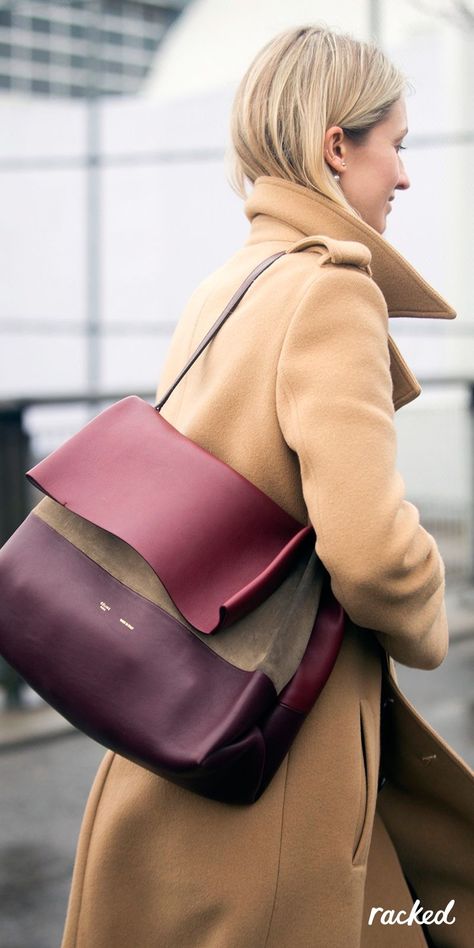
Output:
154,250,286,411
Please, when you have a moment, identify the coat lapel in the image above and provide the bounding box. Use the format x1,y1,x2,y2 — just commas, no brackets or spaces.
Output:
245,177,456,411
388,337,422,410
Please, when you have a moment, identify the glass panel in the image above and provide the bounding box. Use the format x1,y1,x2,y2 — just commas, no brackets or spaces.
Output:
70,24,86,39
31,17,51,34
106,60,123,75
70,53,87,69
31,78,51,94
32,48,50,64
103,30,122,45
143,36,159,51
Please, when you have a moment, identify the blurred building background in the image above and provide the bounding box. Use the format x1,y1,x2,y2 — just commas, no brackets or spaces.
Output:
0,0,184,97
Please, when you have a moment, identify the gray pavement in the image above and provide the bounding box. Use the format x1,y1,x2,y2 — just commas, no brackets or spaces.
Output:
0,734,104,948
0,587,473,948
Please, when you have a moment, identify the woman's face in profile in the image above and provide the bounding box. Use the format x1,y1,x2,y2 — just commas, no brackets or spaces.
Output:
329,97,410,234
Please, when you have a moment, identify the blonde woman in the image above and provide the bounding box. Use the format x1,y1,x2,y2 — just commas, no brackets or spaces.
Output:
61,26,473,948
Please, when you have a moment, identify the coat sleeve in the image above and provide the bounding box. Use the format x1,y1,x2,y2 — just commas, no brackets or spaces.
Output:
275,264,448,670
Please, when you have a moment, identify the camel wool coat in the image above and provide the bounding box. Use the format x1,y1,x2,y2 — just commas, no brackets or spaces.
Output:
61,177,474,948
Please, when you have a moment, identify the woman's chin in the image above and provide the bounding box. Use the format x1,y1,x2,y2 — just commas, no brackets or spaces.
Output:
359,208,386,234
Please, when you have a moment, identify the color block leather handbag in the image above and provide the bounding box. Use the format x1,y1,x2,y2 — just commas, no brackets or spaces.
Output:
0,248,345,804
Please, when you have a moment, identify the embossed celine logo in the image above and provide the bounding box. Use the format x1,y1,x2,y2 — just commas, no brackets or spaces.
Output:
98,602,135,630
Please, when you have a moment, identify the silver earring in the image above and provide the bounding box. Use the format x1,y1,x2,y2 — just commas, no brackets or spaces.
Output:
334,173,340,182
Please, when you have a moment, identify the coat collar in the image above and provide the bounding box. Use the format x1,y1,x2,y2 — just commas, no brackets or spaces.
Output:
244,176,456,321
244,177,456,410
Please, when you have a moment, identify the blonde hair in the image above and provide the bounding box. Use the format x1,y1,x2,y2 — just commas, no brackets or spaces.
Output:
227,25,407,213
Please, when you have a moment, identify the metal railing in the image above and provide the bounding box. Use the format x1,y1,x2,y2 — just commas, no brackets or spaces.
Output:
0,390,154,544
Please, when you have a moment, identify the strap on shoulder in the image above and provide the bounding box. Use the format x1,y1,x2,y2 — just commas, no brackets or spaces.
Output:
154,251,286,411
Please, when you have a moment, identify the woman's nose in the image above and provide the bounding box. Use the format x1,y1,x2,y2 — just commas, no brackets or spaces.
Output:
396,159,410,191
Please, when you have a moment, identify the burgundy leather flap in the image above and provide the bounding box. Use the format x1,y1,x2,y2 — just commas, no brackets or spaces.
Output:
26,396,313,634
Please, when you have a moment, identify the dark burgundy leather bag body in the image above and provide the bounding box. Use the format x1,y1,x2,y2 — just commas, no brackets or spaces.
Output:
0,249,344,804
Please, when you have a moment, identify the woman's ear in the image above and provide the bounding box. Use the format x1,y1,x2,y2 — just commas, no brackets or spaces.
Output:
324,126,347,175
